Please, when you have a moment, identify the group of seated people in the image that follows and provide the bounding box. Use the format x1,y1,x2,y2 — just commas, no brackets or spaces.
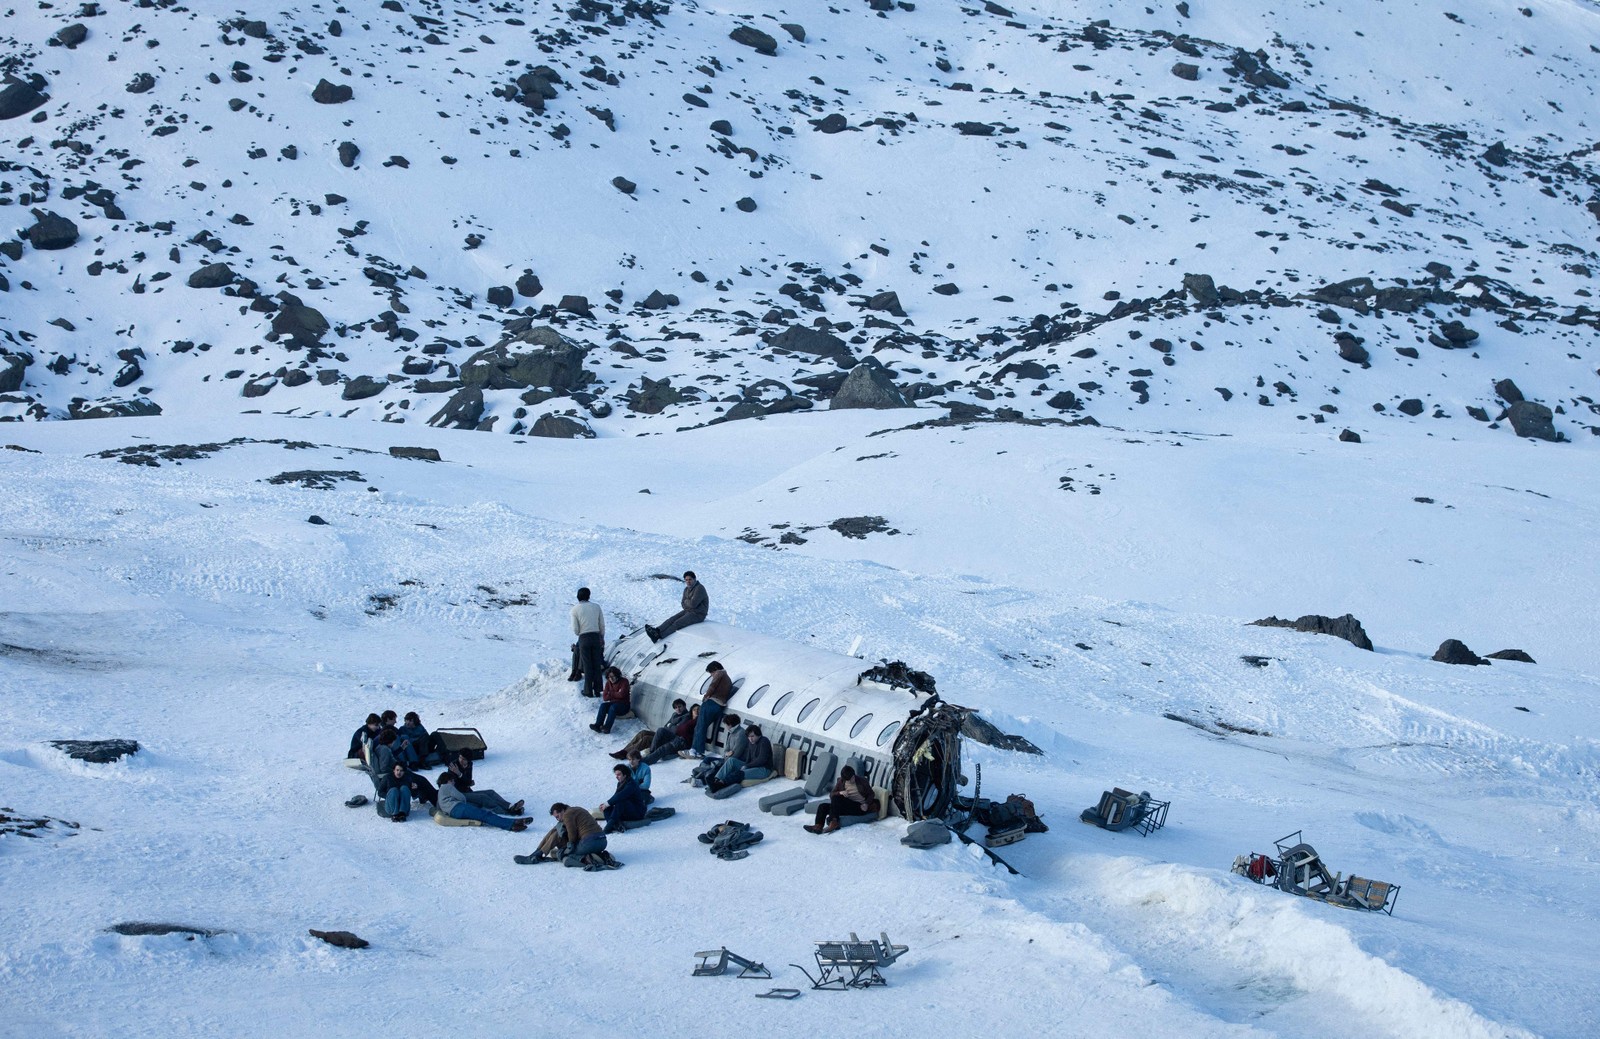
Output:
348,711,530,831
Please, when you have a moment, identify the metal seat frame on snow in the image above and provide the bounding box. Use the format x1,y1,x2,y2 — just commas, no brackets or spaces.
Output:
1080,787,1169,836
791,932,908,990
691,947,771,979
1235,831,1400,915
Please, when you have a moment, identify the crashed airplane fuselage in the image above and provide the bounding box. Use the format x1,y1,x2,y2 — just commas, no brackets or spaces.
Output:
608,622,969,821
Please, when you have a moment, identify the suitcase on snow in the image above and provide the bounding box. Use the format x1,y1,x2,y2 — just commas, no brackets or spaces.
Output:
435,727,487,761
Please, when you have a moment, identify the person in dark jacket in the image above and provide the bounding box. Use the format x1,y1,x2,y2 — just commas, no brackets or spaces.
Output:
599,764,649,833
645,571,708,642
710,723,774,790
611,699,687,760
395,711,441,769
683,661,734,758
515,803,609,866
590,667,631,734
395,763,438,809
803,766,877,833
348,713,381,764
642,704,698,765
368,731,410,820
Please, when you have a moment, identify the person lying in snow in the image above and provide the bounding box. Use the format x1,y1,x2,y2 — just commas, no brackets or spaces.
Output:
644,570,708,642
589,667,631,734
599,764,649,833
441,750,524,816
803,766,878,834
437,772,531,831
515,803,613,867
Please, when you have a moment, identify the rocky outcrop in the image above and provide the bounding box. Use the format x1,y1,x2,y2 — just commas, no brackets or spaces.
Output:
830,360,912,410
1432,639,1486,665
1250,613,1373,651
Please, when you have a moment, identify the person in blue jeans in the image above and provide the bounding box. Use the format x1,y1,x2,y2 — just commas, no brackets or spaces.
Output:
437,772,531,831
684,660,733,758
712,723,774,790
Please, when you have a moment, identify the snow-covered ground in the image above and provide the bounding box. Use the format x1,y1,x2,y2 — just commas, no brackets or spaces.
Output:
2,411,1596,1037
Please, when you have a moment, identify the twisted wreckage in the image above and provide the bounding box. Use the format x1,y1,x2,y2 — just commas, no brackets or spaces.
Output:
609,622,1030,825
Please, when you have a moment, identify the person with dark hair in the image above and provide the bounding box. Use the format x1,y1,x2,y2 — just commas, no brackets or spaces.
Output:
380,710,398,728
442,751,524,815
437,772,531,831
395,711,441,769
803,765,877,833
571,587,606,698
644,571,708,642
368,730,409,820
515,803,610,866
598,764,649,833
681,661,733,758
347,713,382,764
391,763,438,809
610,698,687,760
589,666,631,734
642,703,698,765
626,749,652,799
710,723,773,791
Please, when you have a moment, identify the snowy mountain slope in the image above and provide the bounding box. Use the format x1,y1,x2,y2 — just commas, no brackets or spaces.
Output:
1,0,1596,438
1,413,1596,1036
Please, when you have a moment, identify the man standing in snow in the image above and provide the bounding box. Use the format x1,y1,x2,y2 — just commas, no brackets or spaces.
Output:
571,587,605,698
645,570,708,642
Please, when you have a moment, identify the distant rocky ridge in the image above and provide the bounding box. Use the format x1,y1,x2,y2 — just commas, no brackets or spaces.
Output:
0,1,1595,440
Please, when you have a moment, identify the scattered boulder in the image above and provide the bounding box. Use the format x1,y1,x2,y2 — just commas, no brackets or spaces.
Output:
516,271,543,298
50,739,139,763
735,197,757,213
388,446,441,461
125,73,156,94
1428,320,1478,349
1182,273,1220,306
0,353,31,393
188,263,236,289
1432,639,1486,666
530,414,595,439
557,294,593,317
1493,378,1524,405
640,289,678,310
110,922,222,937
830,360,912,410
729,25,778,55
312,79,353,104
611,176,636,194
1250,613,1373,651
780,23,805,42
864,290,905,317
51,23,89,49
460,337,590,392
428,387,485,429
1171,62,1200,81
68,397,162,420
486,286,514,307
1338,428,1361,443
1334,332,1369,367
829,515,896,539
767,324,855,367
1397,398,1424,416
270,298,330,346
0,79,49,121
1486,649,1535,664
341,376,388,401
338,141,360,167
25,211,80,251
628,376,682,415
1505,400,1558,441
309,929,369,949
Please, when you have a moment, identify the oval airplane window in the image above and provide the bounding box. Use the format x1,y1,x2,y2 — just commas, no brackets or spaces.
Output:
823,705,848,731
876,721,902,747
796,698,821,723
849,713,875,739
747,684,770,708
771,691,794,717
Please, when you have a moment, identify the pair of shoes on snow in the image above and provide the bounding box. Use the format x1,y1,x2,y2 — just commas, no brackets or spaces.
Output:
588,723,604,733
678,750,703,760
511,819,531,832
390,812,408,823
567,669,581,682
513,851,548,865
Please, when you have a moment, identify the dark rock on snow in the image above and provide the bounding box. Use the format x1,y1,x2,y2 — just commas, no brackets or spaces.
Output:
0,79,49,120
830,360,912,410
26,211,80,251
767,325,854,367
1506,400,1559,441
313,79,354,104
341,376,388,401
188,263,236,289
1486,649,1535,664
388,446,442,462
1432,639,1486,666
309,929,369,949
1338,428,1361,443
428,387,485,429
1250,613,1374,651
530,414,595,439
68,397,162,419
729,26,779,56
1493,378,1524,405
51,739,140,763
111,922,223,937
